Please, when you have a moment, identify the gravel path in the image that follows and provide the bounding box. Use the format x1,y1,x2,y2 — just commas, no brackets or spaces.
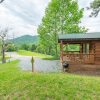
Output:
6,52,62,72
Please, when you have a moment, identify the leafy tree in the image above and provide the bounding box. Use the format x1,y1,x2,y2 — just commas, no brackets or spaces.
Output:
0,27,9,63
89,0,100,17
38,0,87,56
6,42,17,52
30,44,37,52
20,44,30,51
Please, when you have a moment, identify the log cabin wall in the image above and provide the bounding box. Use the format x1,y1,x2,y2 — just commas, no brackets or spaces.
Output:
94,41,100,64
58,33,100,72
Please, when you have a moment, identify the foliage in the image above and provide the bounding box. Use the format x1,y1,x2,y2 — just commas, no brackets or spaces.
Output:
19,44,37,51
20,44,30,51
0,27,9,63
38,0,87,56
68,44,80,51
0,61,100,99
6,42,18,52
90,0,100,17
30,44,37,52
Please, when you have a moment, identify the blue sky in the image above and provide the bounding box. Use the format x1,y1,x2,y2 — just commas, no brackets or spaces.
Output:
0,0,100,38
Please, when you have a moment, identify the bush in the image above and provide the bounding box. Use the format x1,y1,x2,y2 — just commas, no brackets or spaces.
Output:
6,43,17,52
20,44,30,51
30,44,37,52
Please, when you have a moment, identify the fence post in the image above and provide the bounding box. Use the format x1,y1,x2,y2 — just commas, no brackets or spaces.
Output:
31,56,34,72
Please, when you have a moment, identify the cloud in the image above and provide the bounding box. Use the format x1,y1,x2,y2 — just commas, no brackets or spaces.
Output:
0,0,100,38
0,0,50,38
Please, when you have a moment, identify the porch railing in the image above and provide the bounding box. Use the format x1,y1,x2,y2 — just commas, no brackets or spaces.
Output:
61,52,95,64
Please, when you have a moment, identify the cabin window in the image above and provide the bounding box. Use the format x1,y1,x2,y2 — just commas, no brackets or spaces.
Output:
62,44,80,53
83,43,89,54
68,44,80,52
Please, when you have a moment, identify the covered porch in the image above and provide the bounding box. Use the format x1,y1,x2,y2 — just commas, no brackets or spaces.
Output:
60,41,95,64
58,33,96,65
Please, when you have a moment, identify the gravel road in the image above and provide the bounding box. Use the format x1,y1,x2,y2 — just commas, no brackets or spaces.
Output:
6,52,62,72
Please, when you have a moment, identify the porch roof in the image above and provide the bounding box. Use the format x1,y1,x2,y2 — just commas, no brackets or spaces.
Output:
58,32,100,42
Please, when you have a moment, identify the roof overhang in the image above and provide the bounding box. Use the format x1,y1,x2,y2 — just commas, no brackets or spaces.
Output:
58,32,100,43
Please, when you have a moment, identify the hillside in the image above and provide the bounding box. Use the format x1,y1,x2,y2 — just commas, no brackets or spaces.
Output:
10,35,39,46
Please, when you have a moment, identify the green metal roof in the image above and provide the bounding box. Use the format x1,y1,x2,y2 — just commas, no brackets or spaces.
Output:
58,32,100,41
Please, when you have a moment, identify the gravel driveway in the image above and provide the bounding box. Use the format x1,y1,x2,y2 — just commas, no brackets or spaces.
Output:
6,52,62,72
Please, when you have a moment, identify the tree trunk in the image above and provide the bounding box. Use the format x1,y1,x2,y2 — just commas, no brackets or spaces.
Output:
60,0,65,35
2,39,6,64
54,13,58,57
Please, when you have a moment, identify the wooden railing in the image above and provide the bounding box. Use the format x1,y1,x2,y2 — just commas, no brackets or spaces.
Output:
61,52,95,64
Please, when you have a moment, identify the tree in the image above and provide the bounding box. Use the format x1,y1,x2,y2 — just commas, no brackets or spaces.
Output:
20,44,30,51
6,42,17,52
38,0,87,56
0,27,9,63
89,0,100,17
30,44,37,52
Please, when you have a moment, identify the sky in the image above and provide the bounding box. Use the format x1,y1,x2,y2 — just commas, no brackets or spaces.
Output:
0,0,100,38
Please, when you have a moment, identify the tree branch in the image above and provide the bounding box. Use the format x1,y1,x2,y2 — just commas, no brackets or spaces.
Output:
0,0,5,3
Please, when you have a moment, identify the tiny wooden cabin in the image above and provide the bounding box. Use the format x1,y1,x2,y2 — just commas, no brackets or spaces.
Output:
58,33,100,72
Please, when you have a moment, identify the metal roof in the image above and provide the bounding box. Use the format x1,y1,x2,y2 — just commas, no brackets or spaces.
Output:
58,32,100,41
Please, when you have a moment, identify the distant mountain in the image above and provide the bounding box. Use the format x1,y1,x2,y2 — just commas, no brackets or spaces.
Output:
9,35,39,46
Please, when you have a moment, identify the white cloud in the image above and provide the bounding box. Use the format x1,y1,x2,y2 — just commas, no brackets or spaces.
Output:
0,0,100,38
0,0,50,38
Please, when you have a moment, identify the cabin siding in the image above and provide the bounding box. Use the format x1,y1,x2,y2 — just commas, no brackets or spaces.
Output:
68,64,100,72
95,42,100,64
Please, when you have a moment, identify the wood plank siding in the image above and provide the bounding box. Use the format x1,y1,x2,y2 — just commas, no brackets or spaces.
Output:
95,42,100,64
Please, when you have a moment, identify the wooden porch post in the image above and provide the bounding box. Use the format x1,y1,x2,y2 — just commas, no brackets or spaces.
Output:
80,43,83,59
80,43,83,53
84,43,87,53
60,40,63,63
60,40,65,71
90,43,95,63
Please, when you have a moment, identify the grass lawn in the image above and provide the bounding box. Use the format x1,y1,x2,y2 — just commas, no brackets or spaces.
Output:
18,50,59,60
0,61,100,99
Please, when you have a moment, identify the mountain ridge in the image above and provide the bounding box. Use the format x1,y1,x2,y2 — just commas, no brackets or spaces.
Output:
9,35,39,46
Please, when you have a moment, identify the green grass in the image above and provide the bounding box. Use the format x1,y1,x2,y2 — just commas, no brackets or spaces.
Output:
18,50,59,60
0,61,100,99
